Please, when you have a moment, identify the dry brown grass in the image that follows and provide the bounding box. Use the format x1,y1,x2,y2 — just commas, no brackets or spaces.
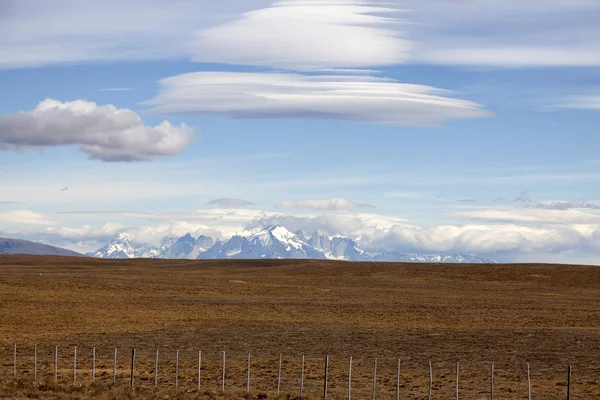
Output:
1,255,600,399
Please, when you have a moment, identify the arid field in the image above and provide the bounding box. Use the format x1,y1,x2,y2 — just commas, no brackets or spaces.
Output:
0,255,599,399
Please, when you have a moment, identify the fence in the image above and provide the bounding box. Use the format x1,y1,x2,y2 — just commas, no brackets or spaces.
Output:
3,343,578,399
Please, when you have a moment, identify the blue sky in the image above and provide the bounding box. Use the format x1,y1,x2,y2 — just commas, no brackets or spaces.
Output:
1,0,600,263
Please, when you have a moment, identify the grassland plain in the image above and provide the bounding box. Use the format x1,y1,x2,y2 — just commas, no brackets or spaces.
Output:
0,255,599,399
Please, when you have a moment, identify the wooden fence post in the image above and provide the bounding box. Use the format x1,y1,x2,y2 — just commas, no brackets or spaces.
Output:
396,360,401,400
154,349,159,390
300,354,305,398
527,363,531,400
490,363,494,400
456,362,459,400
428,361,433,400
277,353,282,396
34,344,37,384
324,355,329,400
372,357,377,400
246,353,251,394
567,365,572,400
113,348,117,384
197,350,201,390
130,348,135,387
348,356,352,400
73,346,77,383
92,347,96,383
55,346,59,382
175,350,179,389
221,351,226,393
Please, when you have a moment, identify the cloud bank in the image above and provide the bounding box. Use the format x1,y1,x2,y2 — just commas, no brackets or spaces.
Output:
0,99,194,161
147,72,491,126
208,198,256,209
274,198,375,210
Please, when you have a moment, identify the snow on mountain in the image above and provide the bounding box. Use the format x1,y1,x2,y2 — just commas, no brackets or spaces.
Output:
89,233,174,259
308,230,371,261
373,252,498,264
197,226,326,260
88,228,498,263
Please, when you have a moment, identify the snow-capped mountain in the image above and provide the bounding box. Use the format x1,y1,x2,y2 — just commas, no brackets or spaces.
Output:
88,227,498,263
373,252,498,264
197,226,326,260
308,230,371,261
89,233,174,259
161,234,215,259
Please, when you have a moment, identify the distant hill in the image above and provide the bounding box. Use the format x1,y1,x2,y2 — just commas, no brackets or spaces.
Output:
0,238,81,257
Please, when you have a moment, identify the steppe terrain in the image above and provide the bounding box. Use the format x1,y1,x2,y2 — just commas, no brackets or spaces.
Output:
1,255,599,399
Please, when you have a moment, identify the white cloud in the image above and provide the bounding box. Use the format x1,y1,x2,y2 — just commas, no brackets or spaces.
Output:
0,210,54,225
146,72,491,126
208,198,256,209
556,94,600,110
526,200,600,210
0,0,273,69
0,99,194,161
405,0,600,68
274,198,375,210
451,208,600,225
99,88,135,92
190,0,411,70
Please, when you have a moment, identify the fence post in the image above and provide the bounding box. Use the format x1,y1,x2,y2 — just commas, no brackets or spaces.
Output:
490,363,494,400
13,343,16,377
175,350,179,389
527,364,531,400
456,362,459,400
113,348,117,384
428,361,433,400
396,360,401,400
198,350,201,390
130,348,135,387
55,346,59,382
92,347,96,383
154,349,159,390
567,365,572,400
372,357,377,400
246,353,251,394
33,344,37,384
348,356,352,400
324,355,329,400
300,354,305,398
277,353,282,396
73,346,77,383
221,351,226,393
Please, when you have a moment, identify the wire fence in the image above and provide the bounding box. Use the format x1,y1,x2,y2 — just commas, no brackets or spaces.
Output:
1,343,582,399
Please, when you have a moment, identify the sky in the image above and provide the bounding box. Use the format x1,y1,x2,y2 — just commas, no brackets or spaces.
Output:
1,0,600,263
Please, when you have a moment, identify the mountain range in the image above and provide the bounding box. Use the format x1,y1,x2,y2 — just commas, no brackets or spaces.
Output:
0,237,81,257
88,226,498,263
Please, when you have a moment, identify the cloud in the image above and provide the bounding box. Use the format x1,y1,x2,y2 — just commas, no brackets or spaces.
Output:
556,94,600,110
0,210,54,225
274,198,375,211
246,212,597,256
60,186,69,192
208,198,256,209
0,201,23,205
99,88,135,92
457,198,476,203
0,99,194,161
146,72,491,126
513,191,531,203
0,0,273,69
451,208,600,225
190,0,411,70
526,200,600,210
406,0,600,68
